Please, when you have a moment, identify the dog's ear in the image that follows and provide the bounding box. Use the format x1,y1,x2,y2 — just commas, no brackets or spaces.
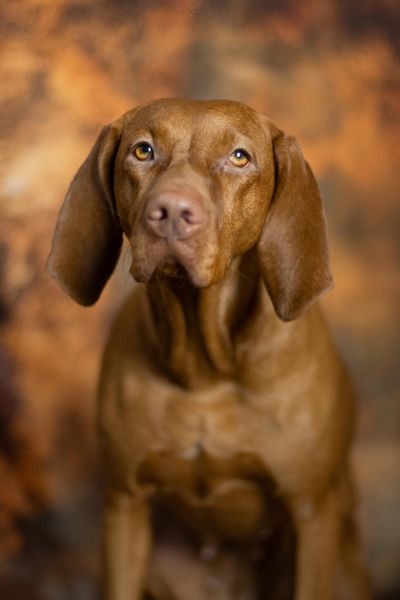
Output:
47,122,123,306
258,124,333,321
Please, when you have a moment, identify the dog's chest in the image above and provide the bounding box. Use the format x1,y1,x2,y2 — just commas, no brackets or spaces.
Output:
136,444,281,541
156,382,262,459
134,385,285,540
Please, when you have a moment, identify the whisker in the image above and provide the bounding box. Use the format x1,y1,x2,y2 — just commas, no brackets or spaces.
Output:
228,263,255,284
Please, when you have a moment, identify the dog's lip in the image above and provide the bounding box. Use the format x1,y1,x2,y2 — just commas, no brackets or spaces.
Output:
156,256,188,278
131,251,212,287
154,257,214,287
129,245,193,282
129,229,216,287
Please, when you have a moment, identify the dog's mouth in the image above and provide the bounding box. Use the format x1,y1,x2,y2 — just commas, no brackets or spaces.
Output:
154,256,189,280
130,237,206,285
129,218,221,288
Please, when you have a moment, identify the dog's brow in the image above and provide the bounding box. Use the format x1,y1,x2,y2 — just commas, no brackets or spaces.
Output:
149,122,192,148
194,126,256,155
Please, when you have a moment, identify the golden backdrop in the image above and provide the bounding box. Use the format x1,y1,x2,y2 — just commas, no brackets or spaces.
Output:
0,1,399,598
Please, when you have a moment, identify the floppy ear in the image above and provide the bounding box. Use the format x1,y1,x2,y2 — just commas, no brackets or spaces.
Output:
258,125,333,321
47,123,123,306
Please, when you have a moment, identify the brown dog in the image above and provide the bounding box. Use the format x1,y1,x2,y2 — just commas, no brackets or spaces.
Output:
47,99,370,600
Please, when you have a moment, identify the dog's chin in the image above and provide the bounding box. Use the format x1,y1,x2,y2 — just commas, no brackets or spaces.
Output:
131,256,214,288
155,257,188,280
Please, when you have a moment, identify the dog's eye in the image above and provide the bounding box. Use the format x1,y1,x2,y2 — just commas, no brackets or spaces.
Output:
229,148,250,168
132,142,154,161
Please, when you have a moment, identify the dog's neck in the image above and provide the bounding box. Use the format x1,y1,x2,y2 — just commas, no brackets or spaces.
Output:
145,247,265,388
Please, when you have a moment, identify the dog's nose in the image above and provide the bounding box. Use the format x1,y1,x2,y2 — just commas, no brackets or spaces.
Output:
145,190,204,240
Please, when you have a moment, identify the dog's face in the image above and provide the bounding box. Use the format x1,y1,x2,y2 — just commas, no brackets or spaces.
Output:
47,98,332,321
115,99,275,287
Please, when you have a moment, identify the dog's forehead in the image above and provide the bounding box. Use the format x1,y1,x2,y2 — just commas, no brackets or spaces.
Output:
122,99,265,142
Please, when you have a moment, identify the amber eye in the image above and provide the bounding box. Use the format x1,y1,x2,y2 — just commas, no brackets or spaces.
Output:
229,148,250,168
132,142,154,161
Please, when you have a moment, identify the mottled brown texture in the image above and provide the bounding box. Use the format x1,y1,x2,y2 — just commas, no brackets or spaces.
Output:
48,98,370,599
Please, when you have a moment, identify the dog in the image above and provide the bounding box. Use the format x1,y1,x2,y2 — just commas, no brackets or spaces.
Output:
47,98,370,599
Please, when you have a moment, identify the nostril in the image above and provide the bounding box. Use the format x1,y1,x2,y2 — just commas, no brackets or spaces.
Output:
159,207,168,220
180,209,194,224
148,206,168,221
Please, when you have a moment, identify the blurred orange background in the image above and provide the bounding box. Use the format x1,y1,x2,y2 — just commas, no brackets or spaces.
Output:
0,1,399,598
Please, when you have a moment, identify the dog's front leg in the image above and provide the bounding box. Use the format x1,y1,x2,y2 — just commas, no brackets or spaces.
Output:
293,488,340,600
102,490,151,600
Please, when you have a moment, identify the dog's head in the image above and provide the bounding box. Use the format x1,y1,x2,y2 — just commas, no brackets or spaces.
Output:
47,98,332,321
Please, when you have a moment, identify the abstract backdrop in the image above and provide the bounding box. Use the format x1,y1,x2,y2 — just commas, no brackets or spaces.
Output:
0,1,399,598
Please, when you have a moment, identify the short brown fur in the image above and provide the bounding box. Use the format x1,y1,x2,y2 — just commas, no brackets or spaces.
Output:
48,99,371,599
